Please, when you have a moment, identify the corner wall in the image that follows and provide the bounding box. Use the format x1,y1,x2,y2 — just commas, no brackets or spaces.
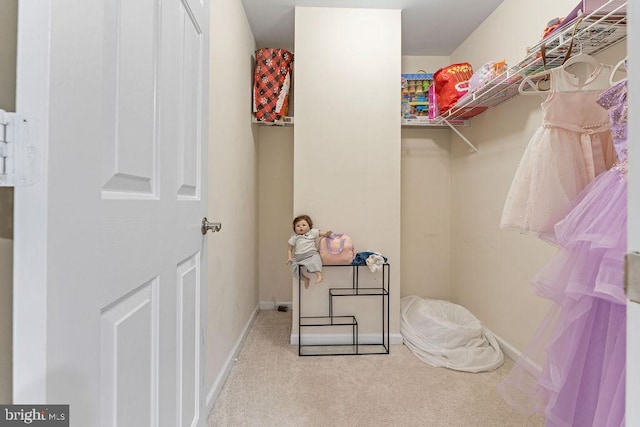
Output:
400,128,451,300
400,55,452,300
258,126,294,308
293,7,402,340
206,0,259,404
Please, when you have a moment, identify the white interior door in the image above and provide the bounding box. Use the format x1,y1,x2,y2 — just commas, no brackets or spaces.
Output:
13,0,210,426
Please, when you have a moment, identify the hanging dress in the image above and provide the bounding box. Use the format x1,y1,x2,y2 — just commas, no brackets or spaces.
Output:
497,79,628,427
500,64,616,238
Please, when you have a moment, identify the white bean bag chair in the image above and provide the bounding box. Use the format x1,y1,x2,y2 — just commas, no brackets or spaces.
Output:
400,295,504,372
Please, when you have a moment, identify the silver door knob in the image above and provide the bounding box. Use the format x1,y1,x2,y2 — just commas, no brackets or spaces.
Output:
201,217,222,235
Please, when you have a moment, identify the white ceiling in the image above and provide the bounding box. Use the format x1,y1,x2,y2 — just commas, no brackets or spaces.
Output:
240,0,505,56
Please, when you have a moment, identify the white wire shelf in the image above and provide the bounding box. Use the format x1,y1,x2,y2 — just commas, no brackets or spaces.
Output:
252,116,294,126
253,117,470,128
401,118,469,128
434,2,627,123
253,116,469,128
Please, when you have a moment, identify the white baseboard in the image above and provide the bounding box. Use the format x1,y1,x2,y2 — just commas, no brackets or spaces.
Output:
491,330,521,362
259,301,293,311
205,303,259,414
290,332,403,346
488,328,542,375
386,332,406,345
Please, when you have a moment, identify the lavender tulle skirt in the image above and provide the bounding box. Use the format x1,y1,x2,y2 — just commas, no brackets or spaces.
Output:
498,165,627,427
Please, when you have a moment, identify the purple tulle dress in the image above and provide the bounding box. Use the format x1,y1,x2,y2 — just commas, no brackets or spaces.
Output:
497,79,627,427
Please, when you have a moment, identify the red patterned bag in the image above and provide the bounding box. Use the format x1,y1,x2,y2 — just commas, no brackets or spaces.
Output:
253,48,293,122
433,63,474,113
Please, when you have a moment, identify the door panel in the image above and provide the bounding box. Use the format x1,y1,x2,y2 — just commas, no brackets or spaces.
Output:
177,256,200,427
177,2,203,199
102,0,159,197
100,280,158,427
13,0,209,426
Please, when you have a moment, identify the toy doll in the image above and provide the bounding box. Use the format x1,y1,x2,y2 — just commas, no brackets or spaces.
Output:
286,214,331,288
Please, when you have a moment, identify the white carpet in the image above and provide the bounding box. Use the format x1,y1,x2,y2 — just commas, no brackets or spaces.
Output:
208,310,544,427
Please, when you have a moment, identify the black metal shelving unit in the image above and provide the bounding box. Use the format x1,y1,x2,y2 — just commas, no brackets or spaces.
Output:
298,263,390,357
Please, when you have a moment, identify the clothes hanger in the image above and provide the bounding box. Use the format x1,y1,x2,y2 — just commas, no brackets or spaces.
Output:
519,17,587,96
609,56,627,85
518,71,552,95
560,39,601,83
562,51,600,69
559,49,602,88
518,45,553,96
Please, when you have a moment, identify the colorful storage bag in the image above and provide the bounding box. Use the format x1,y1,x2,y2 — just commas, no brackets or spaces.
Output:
433,63,474,113
253,48,293,122
319,233,355,265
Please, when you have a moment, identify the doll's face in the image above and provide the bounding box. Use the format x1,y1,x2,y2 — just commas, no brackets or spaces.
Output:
294,219,310,235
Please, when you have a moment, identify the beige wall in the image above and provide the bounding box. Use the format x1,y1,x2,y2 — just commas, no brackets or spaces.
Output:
402,56,450,75
448,0,627,352
400,55,453,300
0,199,12,404
0,0,17,112
0,0,17,405
400,128,451,300
258,127,294,307
206,0,259,402
293,7,402,339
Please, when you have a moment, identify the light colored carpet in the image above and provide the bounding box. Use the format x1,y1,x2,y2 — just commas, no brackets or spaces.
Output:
208,310,544,427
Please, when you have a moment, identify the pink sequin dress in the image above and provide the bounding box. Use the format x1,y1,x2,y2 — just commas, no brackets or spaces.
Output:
498,79,627,427
500,65,616,236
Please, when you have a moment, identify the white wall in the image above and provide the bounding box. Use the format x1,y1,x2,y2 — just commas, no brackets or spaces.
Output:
400,129,451,300
206,0,260,404
400,55,452,300
0,0,17,405
258,126,294,307
402,56,450,75
293,7,401,340
448,0,627,352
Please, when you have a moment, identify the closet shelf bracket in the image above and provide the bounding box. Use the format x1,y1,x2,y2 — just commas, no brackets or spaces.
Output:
442,118,478,153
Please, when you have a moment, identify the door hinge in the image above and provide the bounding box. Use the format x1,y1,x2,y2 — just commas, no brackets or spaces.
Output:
0,109,39,187
626,252,640,304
